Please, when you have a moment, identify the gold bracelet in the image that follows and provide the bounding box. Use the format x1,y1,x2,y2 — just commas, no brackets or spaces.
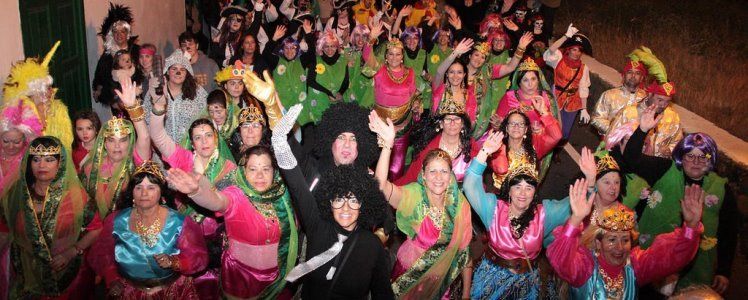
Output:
126,105,145,121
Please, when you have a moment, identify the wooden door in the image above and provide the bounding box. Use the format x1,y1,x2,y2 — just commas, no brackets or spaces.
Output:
19,0,90,113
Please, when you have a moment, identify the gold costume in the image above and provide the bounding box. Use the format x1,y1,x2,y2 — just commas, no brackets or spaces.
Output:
608,102,683,158
591,86,646,135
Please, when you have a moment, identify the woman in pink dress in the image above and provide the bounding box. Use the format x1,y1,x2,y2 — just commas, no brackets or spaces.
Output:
364,20,418,180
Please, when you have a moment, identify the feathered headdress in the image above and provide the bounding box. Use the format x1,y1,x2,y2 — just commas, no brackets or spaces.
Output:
99,3,134,54
2,41,61,104
0,98,43,140
99,3,133,38
628,46,675,96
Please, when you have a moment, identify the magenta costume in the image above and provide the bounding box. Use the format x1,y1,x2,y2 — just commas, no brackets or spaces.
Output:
88,208,208,299
547,222,702,299
497,90,555,126
365,45,418,179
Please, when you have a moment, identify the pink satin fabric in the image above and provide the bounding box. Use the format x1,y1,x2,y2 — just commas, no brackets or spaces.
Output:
373,66,416,107
119,275,200,300
431,84,478,124
221,246,281,299
487,201,545,260
496,90,553,125
215,186,281,245
392,216,441,279
389,132,410,180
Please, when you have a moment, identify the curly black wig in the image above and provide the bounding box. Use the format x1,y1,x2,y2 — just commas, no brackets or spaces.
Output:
498,173,540,239
99,3,133,37
314,165,387,230
315,102,378,168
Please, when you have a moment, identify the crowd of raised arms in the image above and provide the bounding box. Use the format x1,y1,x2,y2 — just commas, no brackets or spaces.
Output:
0,0,738,299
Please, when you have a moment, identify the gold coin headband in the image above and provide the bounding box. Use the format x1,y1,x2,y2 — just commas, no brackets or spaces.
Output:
597,205,636,232
517,57,540,72
133,161,166,182
103,117,132,138
473,42,490,55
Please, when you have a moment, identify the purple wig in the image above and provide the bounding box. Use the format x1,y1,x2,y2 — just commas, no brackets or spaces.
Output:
276,36,301,59
672,132,718,170
399,26,422,50
350,24,371,50
431,27,453,45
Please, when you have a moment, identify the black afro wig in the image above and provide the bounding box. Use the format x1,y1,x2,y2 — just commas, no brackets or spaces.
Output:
314,164,387,229
314,102,378,168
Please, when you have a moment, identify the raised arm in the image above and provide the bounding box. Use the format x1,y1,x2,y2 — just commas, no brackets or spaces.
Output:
243,70,284,129
621,104,671,185
632,184,704,285
364,18,386,69
391,5,412,36
529,96,562,157
463,131,503,226
546,179,596,287
432,38,474,89
147,86,176,158
548,23,578,55
115,75,152,161
492,32,533,78
368,110,403,208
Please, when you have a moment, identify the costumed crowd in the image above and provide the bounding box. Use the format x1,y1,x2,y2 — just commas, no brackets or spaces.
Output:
0,0,739,299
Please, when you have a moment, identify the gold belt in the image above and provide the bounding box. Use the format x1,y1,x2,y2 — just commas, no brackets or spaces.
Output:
373,94,417,125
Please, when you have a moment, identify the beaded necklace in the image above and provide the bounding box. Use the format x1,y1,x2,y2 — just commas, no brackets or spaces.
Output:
386,66,409,84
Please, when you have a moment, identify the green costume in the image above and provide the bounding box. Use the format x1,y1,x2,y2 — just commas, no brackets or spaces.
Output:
303,56,347,125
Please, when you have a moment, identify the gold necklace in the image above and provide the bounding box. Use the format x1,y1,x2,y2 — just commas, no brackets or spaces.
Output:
598,264,624,298
439,139,461,159
386,66,408,84
253,201,278,220
135,209,162,248
425,203,445,231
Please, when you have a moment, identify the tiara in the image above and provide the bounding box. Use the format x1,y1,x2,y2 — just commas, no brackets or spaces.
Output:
29,143,61,156
504,160,538,182
517,57,540,72
134,161,166,182
103,117,132,138
238,105,266,125
438,97,466,115
597,205,636,232
473,42,490,55
596,154,620,174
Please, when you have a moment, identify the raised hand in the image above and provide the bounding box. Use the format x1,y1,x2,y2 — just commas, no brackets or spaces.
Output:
639,103,662,132
482,130,504,156
569,178,595,226
114,75,139,108
369,18,384,40
368,110,396,147
565,23,579,38
243,70,276,103
272,25,287,41
489,113,503,131
453,38,475,56
578,147,596,183
274,104,302,137
531,95,548,116
398,5,413,17
681,184,704,228
518,32,533,49
302,19,313,34
166,168,201,196
447,14,462,30
502,19,519,31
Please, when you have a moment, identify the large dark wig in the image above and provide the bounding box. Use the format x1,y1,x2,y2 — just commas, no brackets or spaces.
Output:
314,165,388,230
498,173,540,239
411,113,473,163
116,167,174,209
498,111,537,165
315,102,378,168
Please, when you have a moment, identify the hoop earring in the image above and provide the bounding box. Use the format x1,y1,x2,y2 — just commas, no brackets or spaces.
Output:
523,134,527,140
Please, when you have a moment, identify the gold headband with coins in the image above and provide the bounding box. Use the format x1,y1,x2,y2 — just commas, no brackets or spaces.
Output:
473,42,490,56
437,97,466,116
504,160,539,183
517,57,541,72
597,205,636,232
596,154,621,174
103,117,132,138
